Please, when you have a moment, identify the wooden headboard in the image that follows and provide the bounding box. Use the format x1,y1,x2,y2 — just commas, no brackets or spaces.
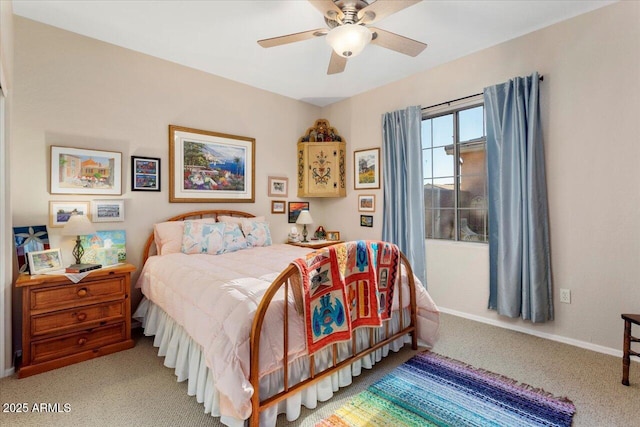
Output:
142,210,255,263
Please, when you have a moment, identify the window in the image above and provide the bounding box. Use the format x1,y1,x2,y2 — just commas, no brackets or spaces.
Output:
422,103,488,242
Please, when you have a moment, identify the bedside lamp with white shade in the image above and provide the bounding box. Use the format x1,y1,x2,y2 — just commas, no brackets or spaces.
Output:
61,214,96,265
296,210,313,243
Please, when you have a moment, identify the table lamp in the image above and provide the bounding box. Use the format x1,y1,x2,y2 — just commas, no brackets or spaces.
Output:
61,214,96,264
296,210,313,243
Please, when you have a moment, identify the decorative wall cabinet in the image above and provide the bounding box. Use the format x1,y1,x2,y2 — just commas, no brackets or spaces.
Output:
297,119,346,198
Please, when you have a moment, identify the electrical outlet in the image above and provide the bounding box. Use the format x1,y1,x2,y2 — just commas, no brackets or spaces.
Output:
560,288,571,304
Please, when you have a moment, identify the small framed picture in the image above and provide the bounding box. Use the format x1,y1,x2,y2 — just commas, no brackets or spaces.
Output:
326,231,341,241
358,194,375,212
271,200,286,214
49,201,90,228
288,201,310,223
92,199,125,222
27,248,64,275
354,148,381,190
268,176,288,197
360,215,374,227
131,156,161,191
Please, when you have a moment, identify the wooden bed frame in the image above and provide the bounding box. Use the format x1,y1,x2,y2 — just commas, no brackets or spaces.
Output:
141,210,418,426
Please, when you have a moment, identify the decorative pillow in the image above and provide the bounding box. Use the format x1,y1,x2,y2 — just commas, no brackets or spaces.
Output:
242,220,272,247
222,222,248,253
154,218,217,255
218,215,265,225
181,221,226,255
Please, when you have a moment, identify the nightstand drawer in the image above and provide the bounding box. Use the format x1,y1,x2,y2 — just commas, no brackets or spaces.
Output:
30,323,127,364
30,277,126,311
31,300,126,336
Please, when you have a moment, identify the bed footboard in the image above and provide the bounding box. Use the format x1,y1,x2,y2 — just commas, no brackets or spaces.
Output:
248,251,418,426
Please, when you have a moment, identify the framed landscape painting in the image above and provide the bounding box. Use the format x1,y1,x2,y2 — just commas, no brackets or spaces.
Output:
288,201,309,223
91,199,125,222
50,146,122,195
49,201,90,228
354,148,381,190
169,125,255,203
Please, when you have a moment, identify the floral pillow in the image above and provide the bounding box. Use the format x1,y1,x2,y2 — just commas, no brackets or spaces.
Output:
181,221,226,255
242,220,272,247
222,222,248,253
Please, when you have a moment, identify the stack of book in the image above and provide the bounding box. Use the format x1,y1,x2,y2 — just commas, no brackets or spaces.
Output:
65,263,102,273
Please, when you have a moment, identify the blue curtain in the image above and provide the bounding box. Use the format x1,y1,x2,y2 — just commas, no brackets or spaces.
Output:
381,106,426,286
484,72,553,323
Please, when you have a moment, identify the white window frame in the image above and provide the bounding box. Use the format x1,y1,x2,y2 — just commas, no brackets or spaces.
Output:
422,95,488,243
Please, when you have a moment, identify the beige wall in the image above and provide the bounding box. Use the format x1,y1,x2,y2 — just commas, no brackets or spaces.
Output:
5,1,639,375
9,16,321,322
321,1,640,354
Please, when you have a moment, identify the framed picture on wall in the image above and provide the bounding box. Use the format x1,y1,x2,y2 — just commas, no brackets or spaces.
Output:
271,200,286,214
358,194,375,212
354,148,381,190
91,199,125,222
49,201,90,228
50,146,122,195
360,215,374,227
288,201,309,223
131,156,161,191
268,176,288,197
169,125,255,203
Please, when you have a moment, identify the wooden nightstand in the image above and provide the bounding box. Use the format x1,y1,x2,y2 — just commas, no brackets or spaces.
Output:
15,263,136,378
287,240,344,249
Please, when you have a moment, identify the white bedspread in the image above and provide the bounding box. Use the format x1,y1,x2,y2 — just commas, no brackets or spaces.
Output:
136,244,439,420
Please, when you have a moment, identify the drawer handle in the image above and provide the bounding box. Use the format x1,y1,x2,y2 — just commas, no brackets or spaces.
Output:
77,337,87,346
76,313,87,322
77,288,88,297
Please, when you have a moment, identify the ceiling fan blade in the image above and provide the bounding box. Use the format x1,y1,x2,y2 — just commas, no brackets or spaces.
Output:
258,28,328,48
327,51,347,75
370,27,427,57
358,0,421,25
308,0,344,22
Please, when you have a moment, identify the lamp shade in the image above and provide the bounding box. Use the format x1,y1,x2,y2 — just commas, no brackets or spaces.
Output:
61,214,96,236
296,210,313,225
326,24,372,58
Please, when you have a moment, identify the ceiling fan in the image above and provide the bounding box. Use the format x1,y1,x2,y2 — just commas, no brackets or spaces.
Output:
257,0,427,75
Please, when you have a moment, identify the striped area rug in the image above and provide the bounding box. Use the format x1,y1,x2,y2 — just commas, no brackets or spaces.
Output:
317,351,576,427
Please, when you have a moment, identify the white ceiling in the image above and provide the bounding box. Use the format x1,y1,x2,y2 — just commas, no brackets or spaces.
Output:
12,0,616,107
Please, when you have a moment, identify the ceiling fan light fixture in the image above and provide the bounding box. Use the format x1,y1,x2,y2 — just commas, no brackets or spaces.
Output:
326,24,372,58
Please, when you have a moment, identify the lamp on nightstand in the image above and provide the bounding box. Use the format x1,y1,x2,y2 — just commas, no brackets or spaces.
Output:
296,210,313,243
61,214,96,264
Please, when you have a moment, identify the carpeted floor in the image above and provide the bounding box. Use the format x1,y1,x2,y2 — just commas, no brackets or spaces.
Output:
0,313,637,426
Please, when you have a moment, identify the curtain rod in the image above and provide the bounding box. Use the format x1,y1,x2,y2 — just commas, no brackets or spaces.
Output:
421,75,544,111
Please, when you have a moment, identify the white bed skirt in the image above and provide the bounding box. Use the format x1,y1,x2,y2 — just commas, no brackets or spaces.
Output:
133,297,413,427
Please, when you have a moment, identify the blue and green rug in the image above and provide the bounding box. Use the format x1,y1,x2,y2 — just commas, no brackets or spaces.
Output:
317,351,576,427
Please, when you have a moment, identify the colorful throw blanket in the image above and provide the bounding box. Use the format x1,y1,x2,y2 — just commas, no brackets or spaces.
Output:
292,240,400,355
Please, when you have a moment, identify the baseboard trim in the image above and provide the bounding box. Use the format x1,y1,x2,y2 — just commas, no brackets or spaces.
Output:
439,307,627,360
2,366,15,378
